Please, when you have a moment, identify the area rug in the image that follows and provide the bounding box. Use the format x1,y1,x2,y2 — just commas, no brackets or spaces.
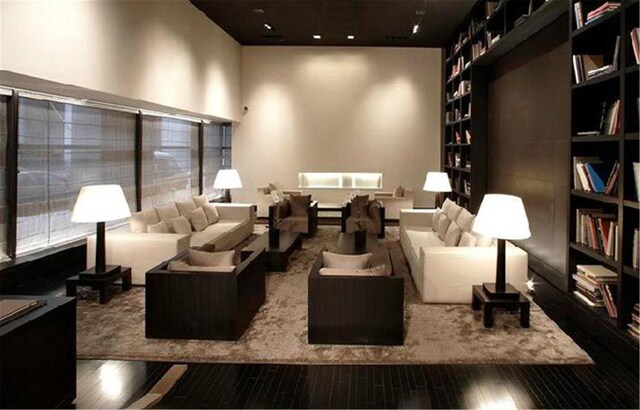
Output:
76,226,592,365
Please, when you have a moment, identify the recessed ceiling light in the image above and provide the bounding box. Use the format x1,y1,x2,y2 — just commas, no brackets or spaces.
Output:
313,34,321,39
412,24,419,34
264,23,274,31
253,8,265,13
347,35,355,40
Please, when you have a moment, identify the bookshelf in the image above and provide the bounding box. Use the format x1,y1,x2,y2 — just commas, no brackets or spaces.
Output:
569,0,639,345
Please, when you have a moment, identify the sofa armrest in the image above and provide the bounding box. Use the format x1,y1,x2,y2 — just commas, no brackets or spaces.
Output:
399,209,436,229
215,203,254,221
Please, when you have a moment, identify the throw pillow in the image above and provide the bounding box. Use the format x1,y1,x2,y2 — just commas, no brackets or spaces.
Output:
268,182,277,193
192,194,209,209
143,208,160,225
130,211,148,233
147,221,170,234
444,222,462,246
456,208,475,232
368,201,382,232
168,260,235,273
290,194,311,217
436,215,452,241
350,195,369,218
318,264,389,277
393,185,405,198
190,207,209,232
444,199,463,221
170,216,192,234
322,251,372,269
176,199,197,219
155,203,180,223
189,249,235,267
431,208,443,229
458,231,477,247
203,204,220,224
473,231,494,247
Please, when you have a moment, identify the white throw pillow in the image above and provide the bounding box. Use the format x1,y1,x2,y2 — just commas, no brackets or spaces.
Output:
147,220,170,233
322,251,372,269
143,208,160,225
170,216,192,234
456,208,475,232
458,231,477,247
436,215,452,241
130,211,148,233
190,207,209,232
444,222,462,246
192,194,209,209
203,204,220,224
189,249,235,267
431,208,443,229
443,199,463,221
473,232,494,247
168,260,235,273
155,203,180,223
176,199,197,219
319,264,389,277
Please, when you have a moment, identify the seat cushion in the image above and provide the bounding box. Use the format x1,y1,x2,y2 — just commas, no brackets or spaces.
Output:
322,251,372,269
319,264,389,277
278,216,309,233
189,249,235,267
404,227,444,261
190,220,244,247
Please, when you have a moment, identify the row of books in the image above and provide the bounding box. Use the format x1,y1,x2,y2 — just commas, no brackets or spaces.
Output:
485,1,503,20
572,42,620,84
573,264,617,318
449,56,470,81
487,31,501,48
573,2,621,29
471,41,486,61
631,28,640,65
572,157,619,195
575,100,621,136
575,208,619,260
453,130,472,144
628,304,639,342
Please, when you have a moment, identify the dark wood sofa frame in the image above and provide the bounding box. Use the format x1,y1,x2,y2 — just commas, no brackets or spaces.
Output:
269,200,319,237
340,202,386,238
145,248,266,341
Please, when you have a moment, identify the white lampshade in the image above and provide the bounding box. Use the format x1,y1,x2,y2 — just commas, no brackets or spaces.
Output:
71,184,131,223
472,194,531,240
423,172,452,192
213,169,243,189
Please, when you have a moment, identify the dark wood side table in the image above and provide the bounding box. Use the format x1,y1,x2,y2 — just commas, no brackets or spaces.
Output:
471,285,530,328
241,231,302,272
66,267,132,304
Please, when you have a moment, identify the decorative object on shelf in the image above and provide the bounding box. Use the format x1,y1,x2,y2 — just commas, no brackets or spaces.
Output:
71,184,131,276
473,194,531,299
423,172,452,208
269,227,280,247
213,169,243,203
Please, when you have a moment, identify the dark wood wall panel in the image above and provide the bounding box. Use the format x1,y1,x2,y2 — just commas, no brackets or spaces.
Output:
487,18,570,284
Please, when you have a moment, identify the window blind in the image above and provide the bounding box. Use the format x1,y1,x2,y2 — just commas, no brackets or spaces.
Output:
203,122,224,197
0,97,8,260
16,98,136,255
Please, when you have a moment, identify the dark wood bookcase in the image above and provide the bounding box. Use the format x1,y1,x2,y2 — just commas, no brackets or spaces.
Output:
568,0,639,347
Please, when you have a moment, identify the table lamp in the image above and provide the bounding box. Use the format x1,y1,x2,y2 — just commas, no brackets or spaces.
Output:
71,184,131,276
472,194,531,298
423,172,452,208
213,169,242,203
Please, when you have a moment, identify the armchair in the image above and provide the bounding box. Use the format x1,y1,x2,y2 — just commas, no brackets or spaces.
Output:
341,198,386,238
256,186,303,218
269,196,319,237
374,189,414,220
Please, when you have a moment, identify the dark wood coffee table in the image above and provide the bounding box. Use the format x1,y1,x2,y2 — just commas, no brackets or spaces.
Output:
66,267,132,304
471,285,530,328
336,232,381,255
241,231,302,271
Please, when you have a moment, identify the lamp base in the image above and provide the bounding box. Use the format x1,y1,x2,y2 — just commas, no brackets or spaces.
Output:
79,265,121,279
482,282,520,299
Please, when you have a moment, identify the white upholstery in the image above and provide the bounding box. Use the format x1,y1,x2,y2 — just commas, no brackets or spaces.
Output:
255,188,303,218
373,189,414,220
87,203,255,285
399,209,529,304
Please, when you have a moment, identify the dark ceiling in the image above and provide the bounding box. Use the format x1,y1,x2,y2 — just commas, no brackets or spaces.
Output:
190,0,477,47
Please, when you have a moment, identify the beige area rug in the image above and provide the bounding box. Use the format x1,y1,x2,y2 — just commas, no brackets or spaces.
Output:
76,226,592,365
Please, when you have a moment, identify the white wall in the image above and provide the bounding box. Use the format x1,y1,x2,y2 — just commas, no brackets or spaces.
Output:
0,0,242,121
233,46,442,207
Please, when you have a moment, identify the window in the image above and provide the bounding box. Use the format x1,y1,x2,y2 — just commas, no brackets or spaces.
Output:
141,116,199,208
16,98,136,255
202,122,232,198
0,97,8,260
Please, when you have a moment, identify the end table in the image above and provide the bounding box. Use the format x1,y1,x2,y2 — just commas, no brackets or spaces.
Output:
66,267,132,304
471,285,530,328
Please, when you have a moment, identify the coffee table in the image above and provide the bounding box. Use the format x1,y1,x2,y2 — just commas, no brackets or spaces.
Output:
336,232,381,255
66,267,132,304
241,231,302,272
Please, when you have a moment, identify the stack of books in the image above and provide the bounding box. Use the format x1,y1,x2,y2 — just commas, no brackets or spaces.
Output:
449,56,466,80
585,2,621,26
575,100,621,136
628,304,640,341
572,42,620,84
573,265,617,318
572,157,619,195
631,28,640,65
575,209,618,260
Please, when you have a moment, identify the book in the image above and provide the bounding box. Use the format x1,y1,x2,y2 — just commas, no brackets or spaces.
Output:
633,229,639,270
633,162,639,200
585,2,621,26
631,28,640,65
465,130,472,144
574,290,602,307
574,2,584,29
577,265,617,282
0,299,45,326
612,35,620,71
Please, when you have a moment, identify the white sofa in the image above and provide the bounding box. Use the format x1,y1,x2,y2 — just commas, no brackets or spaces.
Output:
374,189,414,220
87,202,254,285
399,201,528,304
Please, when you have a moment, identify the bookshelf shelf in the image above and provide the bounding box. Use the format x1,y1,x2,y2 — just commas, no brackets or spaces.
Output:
623,200,640,209
623,266,639,279
571,134,620,142
570,242,618,270
572,70,620,89
570,189,619,204
572,9,621,38
624,132,639,140
625,64,639,74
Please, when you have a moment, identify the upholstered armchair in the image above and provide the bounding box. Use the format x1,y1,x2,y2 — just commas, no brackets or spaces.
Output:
256,184,303,218
374,188,414,220
341,195,386,238
269,194,319,237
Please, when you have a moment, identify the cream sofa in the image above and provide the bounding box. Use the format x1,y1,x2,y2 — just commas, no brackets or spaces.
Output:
374,189,414,220
87,203,254,285
399,201,528,304
256,185,303,218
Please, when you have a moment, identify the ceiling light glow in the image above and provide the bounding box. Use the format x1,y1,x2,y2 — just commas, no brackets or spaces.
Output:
412,24,419,34
264,23,274,30
347,35,355,40
313,34,321,39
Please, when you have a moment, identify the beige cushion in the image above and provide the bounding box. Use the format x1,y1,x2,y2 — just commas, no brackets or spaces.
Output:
473,231,494,247
442,198,463,221
458,231,477,247
436,215,452,241
176,199,197,219
432,208,443,230
190,207,208,232
319,264,389,277
130,211,148,233
168,260,235,273
143,208,160,225
444,222,462,246
393,186,405,197
203,204,220,224
170,216,192,234
322,251,372,269
155,203,180,223
290,194,311,217
193,194,209,208
147,220,170,233
351,195,369,217
456,208,475,232
189,249,235,267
